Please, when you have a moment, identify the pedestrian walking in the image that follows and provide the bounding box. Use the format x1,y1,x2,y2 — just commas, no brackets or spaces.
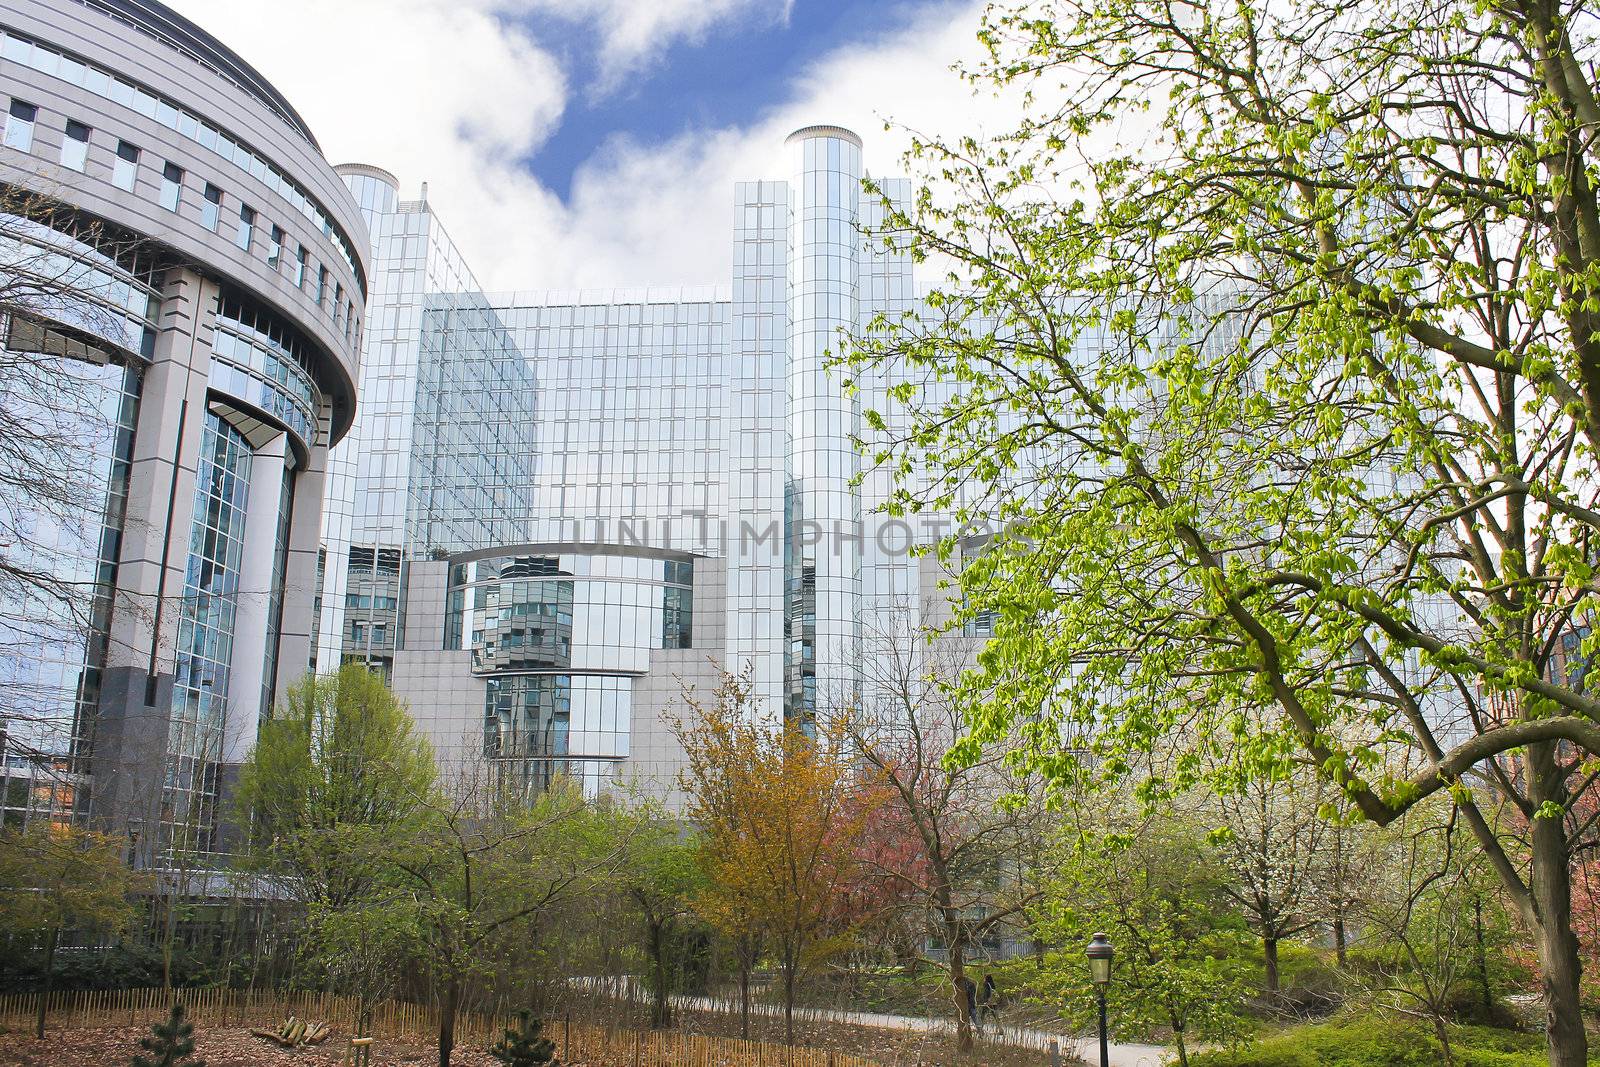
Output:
979,973,996,1026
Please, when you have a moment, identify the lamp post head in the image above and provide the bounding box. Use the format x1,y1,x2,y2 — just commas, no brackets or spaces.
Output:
1086,932,1114,987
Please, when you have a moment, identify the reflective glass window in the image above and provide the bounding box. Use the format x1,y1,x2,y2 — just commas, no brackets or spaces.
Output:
159,162,183,211
235,204,255,251
267,224,283,269
112,139,138,191
59,120,90,172
4,99,36,152
201,183,222,231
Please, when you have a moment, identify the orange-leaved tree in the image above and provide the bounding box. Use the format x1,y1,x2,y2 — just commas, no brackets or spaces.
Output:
674,667,880,1044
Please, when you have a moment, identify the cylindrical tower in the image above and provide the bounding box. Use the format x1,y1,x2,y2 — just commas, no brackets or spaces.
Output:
784,125,863,724
0,0,367,855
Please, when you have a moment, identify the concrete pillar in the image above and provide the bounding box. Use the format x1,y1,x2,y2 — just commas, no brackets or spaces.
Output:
224,431,287,763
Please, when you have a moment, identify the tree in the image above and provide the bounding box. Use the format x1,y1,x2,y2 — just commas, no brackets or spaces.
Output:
1353,805,1520,1065
674,668,877,1044
616,810,706,1029
1029,812,1253,1067
395,769,624,1067
1208,774,1329,996
490,1011,560,1067
131,1002,205,1067
233,665,435,1029
847,0,1600,1062
0,822,141,1037
849,604,1049,1052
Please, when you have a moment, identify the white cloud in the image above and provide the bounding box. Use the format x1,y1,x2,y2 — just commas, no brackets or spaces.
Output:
531,0,795,94
166,0,1004,291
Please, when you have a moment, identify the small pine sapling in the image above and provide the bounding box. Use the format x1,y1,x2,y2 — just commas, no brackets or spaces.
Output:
489,1011,560,1067
132,1002,207,1067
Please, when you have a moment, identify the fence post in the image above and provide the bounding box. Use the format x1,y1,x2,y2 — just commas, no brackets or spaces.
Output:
564,1009,570,1060
633,1029,641,1067
1049,1038,1061,1067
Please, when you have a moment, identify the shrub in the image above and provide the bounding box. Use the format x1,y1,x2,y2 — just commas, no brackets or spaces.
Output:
1185,1017,1590,1067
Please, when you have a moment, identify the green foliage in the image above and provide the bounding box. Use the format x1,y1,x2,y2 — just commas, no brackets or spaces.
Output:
0,822,141,938
849,0,1600,1055
490,1011,560,1067
1187,1018,1600,1067
234,666,436,1010
1028,817,1253,1059
131,1002,206,1067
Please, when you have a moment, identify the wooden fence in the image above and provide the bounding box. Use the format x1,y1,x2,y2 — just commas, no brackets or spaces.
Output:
0,986,893,1067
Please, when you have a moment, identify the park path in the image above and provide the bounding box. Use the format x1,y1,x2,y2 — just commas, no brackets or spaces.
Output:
658,988,1174,1066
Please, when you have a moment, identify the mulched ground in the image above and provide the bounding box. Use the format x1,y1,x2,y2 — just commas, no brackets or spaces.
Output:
0,1026,502,1067
0,1018,1064,1067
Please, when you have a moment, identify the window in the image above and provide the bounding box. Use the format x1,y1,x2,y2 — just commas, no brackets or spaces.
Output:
333,283,343,329
372,624,388,645
201,182,222,230
159,162,183,210
266,224,283,269
59,120,90,171
351,621,367,644
294,245,307,288
316,265,327,305
4,100,36,152
112,140,139,191
235,204,255,251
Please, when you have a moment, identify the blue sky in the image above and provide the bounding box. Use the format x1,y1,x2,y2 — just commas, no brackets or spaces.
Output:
525,0,936,199
172,0,994,290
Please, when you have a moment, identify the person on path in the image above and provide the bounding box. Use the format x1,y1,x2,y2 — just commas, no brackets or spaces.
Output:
961,975,978,1034
979,974,996,1026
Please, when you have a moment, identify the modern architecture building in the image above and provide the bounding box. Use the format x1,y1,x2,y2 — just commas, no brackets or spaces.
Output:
324,126,964,804
0,1,966,825
0,0,366,855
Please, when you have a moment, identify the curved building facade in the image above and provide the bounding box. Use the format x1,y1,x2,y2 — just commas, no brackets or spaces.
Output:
0,0,365,856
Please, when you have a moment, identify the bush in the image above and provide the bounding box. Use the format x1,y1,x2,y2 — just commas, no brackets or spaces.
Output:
1186,1017,1595,1067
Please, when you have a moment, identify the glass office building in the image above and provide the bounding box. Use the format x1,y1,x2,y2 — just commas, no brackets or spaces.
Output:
327,126,954,803
0,0,365,855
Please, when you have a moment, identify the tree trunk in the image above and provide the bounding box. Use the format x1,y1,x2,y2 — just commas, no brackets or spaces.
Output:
1171,1018,1188,1067
439,977,459,1067
1332,916,1347,968
34,924,59,1040
948,937,973,1054
1528,742,1588,1067
649,919,671,1029
1263,936,1280,995
782,951,796,1047
1473,896,1492,1013
738,949,751,1040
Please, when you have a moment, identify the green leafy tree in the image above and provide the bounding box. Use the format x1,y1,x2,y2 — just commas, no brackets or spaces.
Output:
1352,805,1522,1064
616,809,706,1029
395,769,626,1067
490,1011,560,1067
847,0,1600,1062
233,665,435,1029
0,822,141,1037
130,1002,205,1067
1029,814,1252,1067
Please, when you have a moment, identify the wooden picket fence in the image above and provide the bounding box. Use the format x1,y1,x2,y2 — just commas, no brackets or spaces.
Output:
0,986,892,1067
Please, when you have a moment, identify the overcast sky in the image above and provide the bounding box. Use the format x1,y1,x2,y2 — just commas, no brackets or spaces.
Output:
164,0,1004,292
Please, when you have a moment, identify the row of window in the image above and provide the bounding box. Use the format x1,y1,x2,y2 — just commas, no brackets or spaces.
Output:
0,27,364,290
3,96,360,350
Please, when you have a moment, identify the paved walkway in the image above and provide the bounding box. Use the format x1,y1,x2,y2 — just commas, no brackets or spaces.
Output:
658,988,1174,1066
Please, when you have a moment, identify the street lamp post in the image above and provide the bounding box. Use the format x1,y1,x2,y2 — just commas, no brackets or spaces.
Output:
1086,933,1114,1067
